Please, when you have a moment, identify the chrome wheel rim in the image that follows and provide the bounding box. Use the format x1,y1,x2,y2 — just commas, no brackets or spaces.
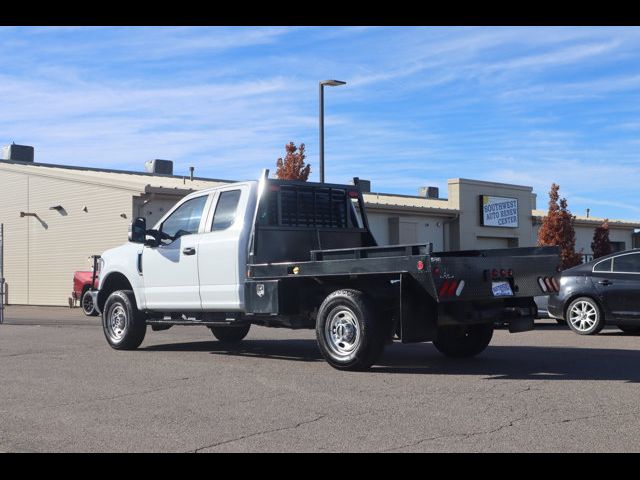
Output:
569,301,598,332
82,293,94,314
324,308,360,358
107,305,127,341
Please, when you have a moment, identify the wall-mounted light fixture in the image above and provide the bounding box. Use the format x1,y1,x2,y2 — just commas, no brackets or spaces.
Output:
120,213,127,219
20,212,37,218
82,206,88,213
49,205,64,211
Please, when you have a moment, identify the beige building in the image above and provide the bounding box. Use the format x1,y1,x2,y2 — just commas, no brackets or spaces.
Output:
1,157,639,306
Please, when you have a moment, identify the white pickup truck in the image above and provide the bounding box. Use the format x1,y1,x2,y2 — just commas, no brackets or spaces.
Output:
92,170,560,371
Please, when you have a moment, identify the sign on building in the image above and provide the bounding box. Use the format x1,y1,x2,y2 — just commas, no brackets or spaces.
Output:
480,195,518,228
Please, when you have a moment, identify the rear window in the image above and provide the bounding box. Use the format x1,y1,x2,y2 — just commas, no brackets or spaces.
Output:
593,258,612,272
211,190,241,231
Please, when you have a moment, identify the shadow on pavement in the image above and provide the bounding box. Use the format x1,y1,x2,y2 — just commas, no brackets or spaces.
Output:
142,338,640,382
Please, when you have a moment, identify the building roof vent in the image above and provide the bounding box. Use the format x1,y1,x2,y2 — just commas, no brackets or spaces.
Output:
2,143,34,162
144,159,173,175
352,177,371,193
418,186,439,199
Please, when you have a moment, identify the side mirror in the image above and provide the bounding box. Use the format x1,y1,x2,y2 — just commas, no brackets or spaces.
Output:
129,217,147,243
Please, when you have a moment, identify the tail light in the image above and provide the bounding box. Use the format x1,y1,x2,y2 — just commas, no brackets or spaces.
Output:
438,279,450,297
491,269,499,279
446,280,459,297
537,277,548,292
538,276,559,293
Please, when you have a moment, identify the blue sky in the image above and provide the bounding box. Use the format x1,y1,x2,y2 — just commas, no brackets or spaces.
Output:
2,26,640,220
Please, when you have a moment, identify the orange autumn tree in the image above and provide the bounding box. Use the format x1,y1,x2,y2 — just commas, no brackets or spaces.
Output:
591,219,611,259
276,142,311,181
537,183,582,270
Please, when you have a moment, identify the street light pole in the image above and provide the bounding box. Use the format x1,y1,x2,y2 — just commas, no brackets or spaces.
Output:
319,79,346,183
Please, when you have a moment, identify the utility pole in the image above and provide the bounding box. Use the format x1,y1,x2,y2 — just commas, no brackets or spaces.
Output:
319,79,346,183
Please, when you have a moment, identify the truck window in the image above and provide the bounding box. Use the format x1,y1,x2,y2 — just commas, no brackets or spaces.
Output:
211,190,241,231
161,195,208,240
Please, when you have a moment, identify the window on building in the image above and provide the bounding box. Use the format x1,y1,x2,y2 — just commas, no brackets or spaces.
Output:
610,241,626,252
211,190,241,231
161,195,208,240
612,253,640,273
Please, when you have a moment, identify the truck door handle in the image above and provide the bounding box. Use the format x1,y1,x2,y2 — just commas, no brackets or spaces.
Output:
182,247,196,256
598,280,613,286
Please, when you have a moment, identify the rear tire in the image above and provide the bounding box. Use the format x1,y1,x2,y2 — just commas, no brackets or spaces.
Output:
81,288,99,316
433,323,494,358
566,297,605,335
102,290,147,350
618,325,640,334
210,324,251,343
316,289,386,371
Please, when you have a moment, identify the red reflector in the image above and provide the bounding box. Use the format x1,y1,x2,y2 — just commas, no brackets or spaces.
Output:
433,266,440,276
492,269,499,279
500,269,507,277
348,190,359,198
439,280,450,297
417,260,424,270
447,280,458,297
544,277,554,291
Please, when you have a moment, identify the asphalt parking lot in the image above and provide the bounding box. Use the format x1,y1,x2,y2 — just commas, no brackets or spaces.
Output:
1,305,640,452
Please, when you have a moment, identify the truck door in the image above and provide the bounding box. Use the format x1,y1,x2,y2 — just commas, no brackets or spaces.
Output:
198,186,249,311
142,194,211,310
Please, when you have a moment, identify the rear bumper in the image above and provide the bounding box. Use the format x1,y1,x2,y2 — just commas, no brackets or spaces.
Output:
547,295,564,320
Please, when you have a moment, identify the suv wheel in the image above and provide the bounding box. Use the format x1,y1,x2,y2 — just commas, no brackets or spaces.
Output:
566,297,605,335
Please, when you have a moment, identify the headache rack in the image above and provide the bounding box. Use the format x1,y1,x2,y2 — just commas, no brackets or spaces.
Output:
248,174,377,265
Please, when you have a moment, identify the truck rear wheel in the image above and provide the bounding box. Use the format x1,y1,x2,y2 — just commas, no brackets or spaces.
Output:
433,323,493,358
316,289,386,371
102,290,147,350
209,324,251,344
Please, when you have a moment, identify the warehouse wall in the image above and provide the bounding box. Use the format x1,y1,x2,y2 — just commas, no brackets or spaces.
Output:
0,170,29,304
0,170,135,305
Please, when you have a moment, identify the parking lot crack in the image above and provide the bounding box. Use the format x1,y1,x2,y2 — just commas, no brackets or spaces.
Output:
380,413,529,452
190,415,327,453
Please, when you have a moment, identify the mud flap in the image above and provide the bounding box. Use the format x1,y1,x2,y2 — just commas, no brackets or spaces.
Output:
399,274,437,343
508,316,534,333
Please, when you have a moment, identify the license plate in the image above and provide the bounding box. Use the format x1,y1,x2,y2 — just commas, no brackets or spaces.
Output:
492,281,513,297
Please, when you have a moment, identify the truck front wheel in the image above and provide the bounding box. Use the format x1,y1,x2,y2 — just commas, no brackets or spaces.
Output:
316,289,386,371
209,324,251,344
433,323,493,358
102,290,147,350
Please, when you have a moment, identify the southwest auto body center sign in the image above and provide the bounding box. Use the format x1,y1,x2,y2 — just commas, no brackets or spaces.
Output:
480,196,518,228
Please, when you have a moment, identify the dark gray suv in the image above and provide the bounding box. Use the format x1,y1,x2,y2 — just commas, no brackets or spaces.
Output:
548,249,640,335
